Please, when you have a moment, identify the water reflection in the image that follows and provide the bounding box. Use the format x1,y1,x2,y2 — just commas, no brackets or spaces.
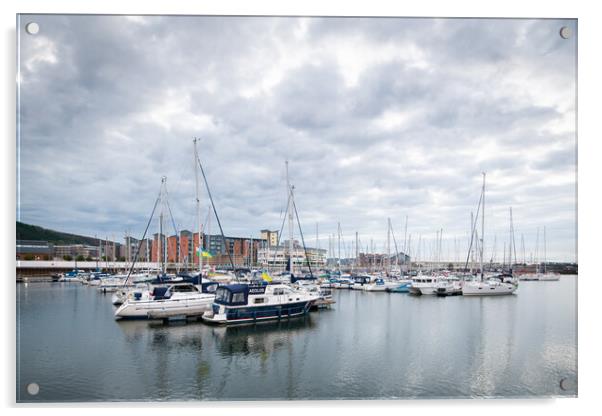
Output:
17,278,577,401
211,316,315,358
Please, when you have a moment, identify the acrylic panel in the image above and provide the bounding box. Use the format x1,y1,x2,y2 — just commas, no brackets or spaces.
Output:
16,15,577,402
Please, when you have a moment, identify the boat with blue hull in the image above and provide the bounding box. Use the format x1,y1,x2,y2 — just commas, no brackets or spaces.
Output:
385,282,412,293
202,283,319,325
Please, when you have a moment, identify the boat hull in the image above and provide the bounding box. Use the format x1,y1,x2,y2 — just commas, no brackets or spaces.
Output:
202,300,314,325
409,285,438,295
115,296,215,319
462,282,517,296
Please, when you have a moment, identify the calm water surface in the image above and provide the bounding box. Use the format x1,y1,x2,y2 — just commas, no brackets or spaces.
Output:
16,277,577,402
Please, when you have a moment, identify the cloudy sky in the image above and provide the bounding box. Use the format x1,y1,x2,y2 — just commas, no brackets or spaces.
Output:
17,15,577,262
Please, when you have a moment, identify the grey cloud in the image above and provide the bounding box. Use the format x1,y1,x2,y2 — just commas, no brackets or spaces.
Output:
17,15,577,262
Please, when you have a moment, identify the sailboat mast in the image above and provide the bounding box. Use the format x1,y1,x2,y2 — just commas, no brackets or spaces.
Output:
193,139,203,275
285,161,294,275
338,223,341,272
355,231,359,269
407,233,412,275
387,218,391,275
438,228,444,270
159,177,165,274
535,227,540,272
480,172,485,281
544,226,547,273
469,213,474,274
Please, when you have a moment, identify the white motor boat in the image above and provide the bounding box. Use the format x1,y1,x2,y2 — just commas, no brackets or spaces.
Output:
462,275,518,296
114,283,215,319
409,275,440,295
363,278,404,292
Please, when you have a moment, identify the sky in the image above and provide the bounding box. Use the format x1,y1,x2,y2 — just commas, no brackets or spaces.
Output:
17,15,577,262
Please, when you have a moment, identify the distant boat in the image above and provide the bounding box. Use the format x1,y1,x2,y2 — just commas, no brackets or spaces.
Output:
352,275,373,290
386,281,411,293
202,283,318,325
535,226,560,281
58,269,88,282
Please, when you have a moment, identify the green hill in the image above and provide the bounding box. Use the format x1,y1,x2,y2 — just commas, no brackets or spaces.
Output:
16,222,104,245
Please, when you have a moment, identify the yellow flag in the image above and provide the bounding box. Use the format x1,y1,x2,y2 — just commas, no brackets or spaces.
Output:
262,272,272,282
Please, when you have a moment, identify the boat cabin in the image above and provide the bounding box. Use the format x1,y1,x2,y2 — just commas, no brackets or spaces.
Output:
354,275,372,285
150,283,201,300
413,276,436,283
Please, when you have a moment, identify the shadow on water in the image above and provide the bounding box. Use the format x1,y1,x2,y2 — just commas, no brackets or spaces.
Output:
210,315,316,357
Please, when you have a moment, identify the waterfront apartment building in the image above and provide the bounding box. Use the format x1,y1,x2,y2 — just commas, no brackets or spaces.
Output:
159,232,267,268
260,229,279,247
257,240,327,271
357,252,410,269
150,233,166,263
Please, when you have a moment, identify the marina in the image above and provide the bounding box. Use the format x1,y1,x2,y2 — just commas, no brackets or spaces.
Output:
14,14,578,404
16,276,577,401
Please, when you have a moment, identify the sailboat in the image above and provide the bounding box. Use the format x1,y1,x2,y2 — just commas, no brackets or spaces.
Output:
536,226,560,281
202,161,321,324
462,173,518,296
114,175,216,319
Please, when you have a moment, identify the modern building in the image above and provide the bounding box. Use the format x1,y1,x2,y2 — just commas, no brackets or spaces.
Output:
16,240,53,260
53,244,101,260
257,239,327,271
150,233,166,262
260,229,279,247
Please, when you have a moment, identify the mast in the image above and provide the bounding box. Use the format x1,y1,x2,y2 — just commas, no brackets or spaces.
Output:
510,207,517,271
387,218,391,275
469,213,474,274
337,223,341,272
480,172,485,281
407,233,412,275
113,234,116,271
96,234,100,269
193,139,203,275
286,161,294,275
437,228,445,270
535,227,540,273
417,234,422,273
403,215,408,269
355,231,359,267
543,226,547,273
159,177,165,274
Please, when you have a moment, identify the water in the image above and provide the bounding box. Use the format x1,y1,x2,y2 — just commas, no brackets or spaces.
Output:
16,277,577,402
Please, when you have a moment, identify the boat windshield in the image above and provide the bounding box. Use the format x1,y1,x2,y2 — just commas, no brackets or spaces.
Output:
215,288,230,303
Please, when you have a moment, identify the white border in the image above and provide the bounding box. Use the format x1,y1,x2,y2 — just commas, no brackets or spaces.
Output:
3,1,599,415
